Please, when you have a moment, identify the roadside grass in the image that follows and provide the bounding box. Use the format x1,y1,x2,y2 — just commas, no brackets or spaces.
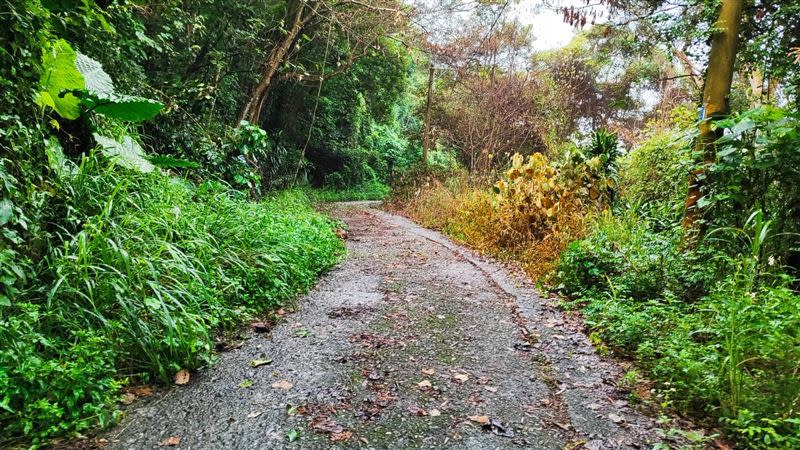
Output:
0,155,344,446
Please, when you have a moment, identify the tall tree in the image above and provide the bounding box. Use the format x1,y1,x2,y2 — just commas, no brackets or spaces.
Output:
682,0,745,232
239,0,315,124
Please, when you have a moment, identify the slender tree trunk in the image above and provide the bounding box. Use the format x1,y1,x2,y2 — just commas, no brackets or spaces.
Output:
674,45,701,90
422,63,434,167
239,1,309,125
682,0,744,234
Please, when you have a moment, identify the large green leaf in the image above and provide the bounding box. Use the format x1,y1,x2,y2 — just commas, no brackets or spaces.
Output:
74,53,163,121
75,52,115,96
93,134,155,173
37,39,84,120
91,95,163,122
38,42,163,122
148,155,201,169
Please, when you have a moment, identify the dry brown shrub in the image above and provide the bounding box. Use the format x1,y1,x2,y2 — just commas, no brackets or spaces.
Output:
396,153,598,280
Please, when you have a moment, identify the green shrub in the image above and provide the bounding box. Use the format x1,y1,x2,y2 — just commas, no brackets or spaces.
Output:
556,209,800,447
618,128,691,223
0,155,343,445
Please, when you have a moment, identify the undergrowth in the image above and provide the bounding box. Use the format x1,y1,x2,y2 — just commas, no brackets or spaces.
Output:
557,210,800,448
307,179,390,202
0,155,343,446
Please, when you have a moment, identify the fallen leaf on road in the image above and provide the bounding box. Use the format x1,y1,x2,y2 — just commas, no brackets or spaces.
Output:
477,376,491,385
121,393,136,405
484,386,498,393
239,379,253,388
174,369,190,385
311,416,344,434
429,409,441,417
158,436,180,446
250,358,273,368
418,379,432,389
286,429,300,442
247,411,263,418
453,373,469,383
468,393,483,405
408,405,427,416
374,391,396,407
129,386,154,397
251,322,269,333
421,368,435,375
608,413,625,424
331,430,353,442
272,380,293,390
552,421,572,431
468,415,490,425
277,308,286,316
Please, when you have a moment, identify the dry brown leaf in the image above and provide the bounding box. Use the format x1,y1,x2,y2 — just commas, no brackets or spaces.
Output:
429,409,441,417
330,430,353,442
484,386,498,393
121,393,136,405
421,368,435,375
272,380,294,390
608,413,625,424
468,415,490,425
158,436,180,446
408,405,428,416
714,439,734,450
174,369,190,385
251,322,269,333
311,416,346,437
129,385,154,397
453,373,469,383
417,379,432,389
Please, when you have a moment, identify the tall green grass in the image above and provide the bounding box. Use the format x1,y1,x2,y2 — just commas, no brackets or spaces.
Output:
0,155,343,446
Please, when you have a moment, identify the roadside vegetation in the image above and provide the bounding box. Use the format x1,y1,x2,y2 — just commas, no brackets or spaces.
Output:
390,2,800,448
1,0,414,446
2,0,799,448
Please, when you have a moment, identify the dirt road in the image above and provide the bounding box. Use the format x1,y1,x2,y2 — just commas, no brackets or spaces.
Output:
106,203,672,449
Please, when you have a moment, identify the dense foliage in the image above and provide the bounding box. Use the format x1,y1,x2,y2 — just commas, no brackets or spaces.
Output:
392,3,800,447
0,0,413,445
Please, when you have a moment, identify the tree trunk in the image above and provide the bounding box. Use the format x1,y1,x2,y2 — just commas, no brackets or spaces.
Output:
238,1,309,125
422,63,434,167
682,0,744,234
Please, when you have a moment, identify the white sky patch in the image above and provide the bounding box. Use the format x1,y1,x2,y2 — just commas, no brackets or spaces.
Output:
512,4,575,51
510,1,609,51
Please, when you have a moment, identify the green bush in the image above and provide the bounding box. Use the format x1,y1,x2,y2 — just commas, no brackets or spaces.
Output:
0,156,343,446
556,210,800,447
618,127,691,223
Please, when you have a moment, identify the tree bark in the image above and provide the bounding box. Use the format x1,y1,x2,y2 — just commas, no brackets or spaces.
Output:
682,0,744,234
422,63,434,167
238,0,310,125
